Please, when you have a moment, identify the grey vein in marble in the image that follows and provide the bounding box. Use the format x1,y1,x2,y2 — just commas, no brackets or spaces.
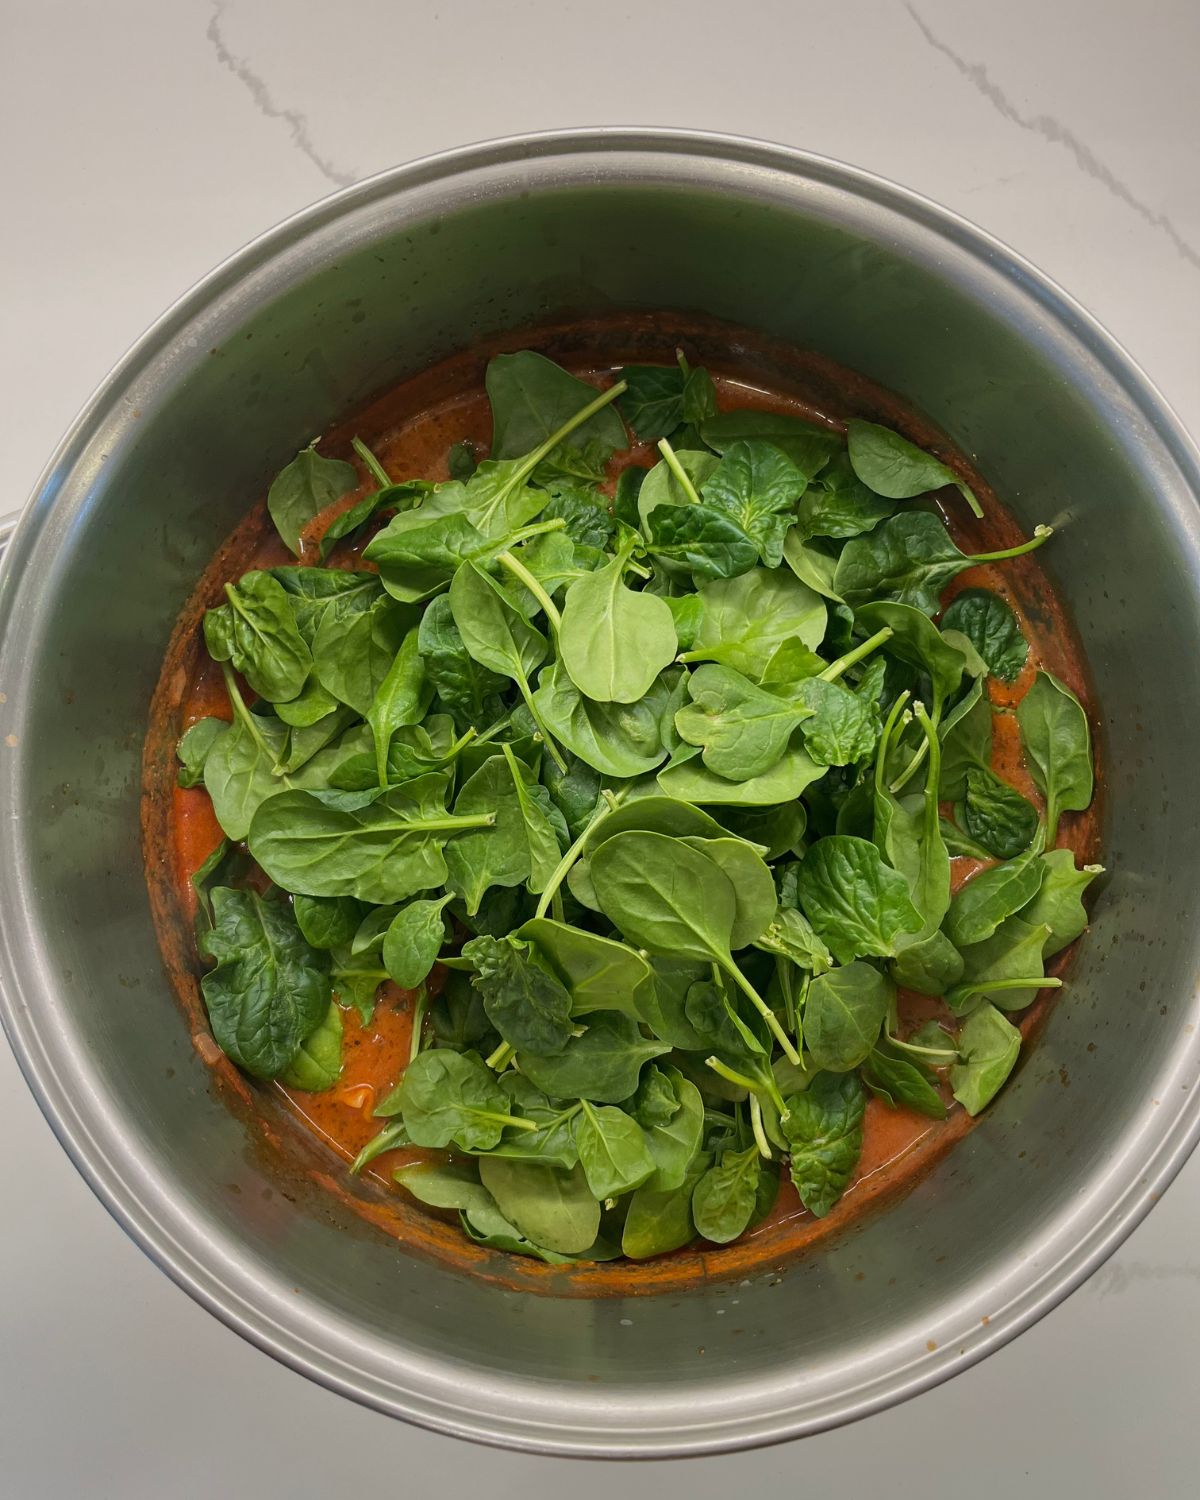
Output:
905,2,1200,271
206,1,356,189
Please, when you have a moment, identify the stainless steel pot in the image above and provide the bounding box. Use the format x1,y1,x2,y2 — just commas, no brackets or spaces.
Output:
2,130,1199,1458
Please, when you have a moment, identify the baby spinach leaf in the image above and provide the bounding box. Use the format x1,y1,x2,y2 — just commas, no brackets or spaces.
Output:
952,915,1053,1012
249,774,491,904
794,677,879,766
700,439,808,566
443,754,548,914
462,933,574,1054
657,741,824,807
834,512,1049,616
591,831,798,1061
533,440,610,489
1016,670,1094,841
804,961,891,1071
590,831,740,966
890,930,964,995
313,593,411,717
939,680,992,800
518,1012,669,1103
486,351,625,462
280,1000,343,1092
962,765,1039,859
449,560,548,722
621,1154,710,1259
613,464,647,528
267,444,358,556
679,567,827,678
531,661,667,778
382,895,452,989
416,594,507,732
845,418,981,518
618,363,687,441
643,502,758,581
754,906,834,972
559,537,678,703
516,917,652,1017
783,1070,866,1218
394,1160,494,1213
318,479,432,561
362,510,496,599
700,410,841,477
270,566,380,640
202,706,289,843
1021,850,1103,956
467,1100,578,1174
674,663,807,780
940,589,1028,682
944,846,1044,948
577,1102,655,1199
204,572,312,704
199,888,331,1080
692,1144,764,1244
639,1065,704,1191
274,679,341,733
679,834,776,951
950,1004,1021,1114
796,836,923,964
541,753,603,840
862,1040,945,1119
540,486,617,550
398,1047,523,1150
797,450,895,539
782,531,845,603
854,599,965,717
293,894,364,951
721,800,807,860
637,448,719,526
366,627,432,786
176,717,226,788
448,441,478,480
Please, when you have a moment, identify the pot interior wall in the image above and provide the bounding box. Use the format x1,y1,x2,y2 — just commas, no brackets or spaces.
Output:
3,144,1200,1447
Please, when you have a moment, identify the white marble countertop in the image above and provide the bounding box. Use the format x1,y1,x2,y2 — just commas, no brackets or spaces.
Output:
3,2,1198,1493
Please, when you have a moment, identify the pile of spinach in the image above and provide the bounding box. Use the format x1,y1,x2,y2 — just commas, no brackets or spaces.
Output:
179,348,1100,1263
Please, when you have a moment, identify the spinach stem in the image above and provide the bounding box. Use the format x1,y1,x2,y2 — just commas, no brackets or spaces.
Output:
723,961,803,1066
820,626,894,682
748,1094,772,1160
476,1109,539,1133
408,984,428,1063
776,956,795,1033
706,1055,787,1118
970,524,1053,563
494,548,562,630
533,787,630,919
888,687,942,792
351,436,392,489
656,437,703,506
511,379,629,490
874,688,912,801
962,976,1063,998
887,1033,957,1062
705,1056,758,1092
511,668,569,774
485,1040,515,1071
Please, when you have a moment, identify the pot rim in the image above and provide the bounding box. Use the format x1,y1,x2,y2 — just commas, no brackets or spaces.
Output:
3,127,1200,1457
